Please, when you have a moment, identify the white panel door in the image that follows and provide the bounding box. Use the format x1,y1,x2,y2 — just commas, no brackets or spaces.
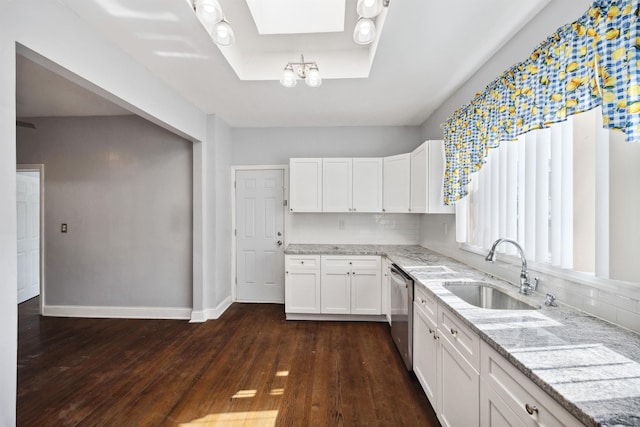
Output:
352,158,383,213
236,169,285,302
16,171,40,304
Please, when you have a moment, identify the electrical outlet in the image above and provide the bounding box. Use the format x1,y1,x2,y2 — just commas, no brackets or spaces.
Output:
61,223,68,233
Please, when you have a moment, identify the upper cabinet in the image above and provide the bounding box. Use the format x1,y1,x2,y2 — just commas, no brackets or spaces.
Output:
427,141,454,214
289,158,322,212
322,158,383,213
410,141,454,214
289,141,453,214
383,153,411,213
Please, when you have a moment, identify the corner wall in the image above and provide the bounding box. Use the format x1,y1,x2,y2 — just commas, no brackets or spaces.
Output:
16,116,193,312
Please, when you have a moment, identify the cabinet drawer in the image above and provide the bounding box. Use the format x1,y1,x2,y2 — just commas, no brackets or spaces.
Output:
481,341,582,426
321,255,380,269
439,305,480,371
414,284,438,325
286,255,320,270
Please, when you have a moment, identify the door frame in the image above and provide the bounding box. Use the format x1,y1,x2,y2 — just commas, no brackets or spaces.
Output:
16,164,45,314
231,165,289,302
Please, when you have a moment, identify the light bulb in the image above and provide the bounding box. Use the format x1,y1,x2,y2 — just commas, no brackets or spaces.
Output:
356,0,384,18
364,0,375,6
353,18,376,44
212,19,235,46
305,67,322,88
280,66,297,88
195,0,222,24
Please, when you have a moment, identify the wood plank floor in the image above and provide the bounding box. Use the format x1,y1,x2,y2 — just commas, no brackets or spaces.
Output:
18,298,439,426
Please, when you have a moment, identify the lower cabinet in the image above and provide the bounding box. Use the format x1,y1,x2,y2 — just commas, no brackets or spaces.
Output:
284,255,321,314
480,341,582,427
285,254,381,316
321,256,381,315
413,285,480,427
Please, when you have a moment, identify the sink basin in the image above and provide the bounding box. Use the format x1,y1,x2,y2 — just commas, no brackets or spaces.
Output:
443,282,538,310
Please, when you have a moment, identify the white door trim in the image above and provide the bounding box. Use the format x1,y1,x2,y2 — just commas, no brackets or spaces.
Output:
16,164,45,314
231,165,289,302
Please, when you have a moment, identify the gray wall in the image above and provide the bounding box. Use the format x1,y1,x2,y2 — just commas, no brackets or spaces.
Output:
232,126,422,165
17,115,193,308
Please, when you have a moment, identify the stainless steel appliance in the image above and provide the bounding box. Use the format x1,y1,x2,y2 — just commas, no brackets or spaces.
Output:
390,264,413,370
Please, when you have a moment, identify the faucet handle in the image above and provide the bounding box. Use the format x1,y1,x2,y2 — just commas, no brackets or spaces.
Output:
545,292,557,307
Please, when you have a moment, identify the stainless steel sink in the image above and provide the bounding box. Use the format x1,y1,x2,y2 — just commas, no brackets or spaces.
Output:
443,282,538,310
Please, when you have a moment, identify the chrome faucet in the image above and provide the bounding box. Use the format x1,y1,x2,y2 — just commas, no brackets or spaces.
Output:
485,238,536,295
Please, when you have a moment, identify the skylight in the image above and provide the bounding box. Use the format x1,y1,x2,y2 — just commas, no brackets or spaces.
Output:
245,0,346,35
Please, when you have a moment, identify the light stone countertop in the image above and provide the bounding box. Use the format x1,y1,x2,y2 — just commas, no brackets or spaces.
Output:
285,244,640,427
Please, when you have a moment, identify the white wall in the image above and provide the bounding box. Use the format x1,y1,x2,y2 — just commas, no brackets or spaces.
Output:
232,126,422,165
290,213,420,245
16,116,193,309
1,1,211,419
420,0,592,141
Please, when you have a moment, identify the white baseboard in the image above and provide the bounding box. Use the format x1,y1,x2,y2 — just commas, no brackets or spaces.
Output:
43,304,192,320
286,313,387,322
189,310,207,323
205,296,233,320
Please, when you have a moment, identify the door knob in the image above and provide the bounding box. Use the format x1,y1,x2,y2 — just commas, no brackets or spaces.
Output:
276,240,283,246
277,231,282,236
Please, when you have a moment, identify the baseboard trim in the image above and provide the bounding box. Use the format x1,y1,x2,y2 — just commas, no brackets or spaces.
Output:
286,313,387,322
205,296,233,320
43,305,192,320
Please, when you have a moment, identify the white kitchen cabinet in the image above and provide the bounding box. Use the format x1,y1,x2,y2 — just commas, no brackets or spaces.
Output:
289,158,322,212
428,140,455,214
322,158,382,213
382,257,391,324
439,330,480,427
413,286,480,427
352,158,383,213
413,299,439,407
410,142,428,213
285,255,321,314
320,256,381,315
480,341,582,427
322,158,352,212
383,153,411,213
410,141,455,214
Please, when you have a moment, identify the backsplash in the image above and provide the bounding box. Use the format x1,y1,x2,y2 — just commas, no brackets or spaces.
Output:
419,214,640,334
288,213,420,245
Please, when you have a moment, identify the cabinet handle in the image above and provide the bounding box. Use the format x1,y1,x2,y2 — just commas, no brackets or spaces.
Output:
352,271,356,275
285,271,289,274
301,261,304,265
525,404,538,415
428,327,434,334
450,328,458,337
382,208,386,212
419,298,426,304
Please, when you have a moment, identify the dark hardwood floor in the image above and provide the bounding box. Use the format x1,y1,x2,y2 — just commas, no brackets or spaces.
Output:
18,297,439,426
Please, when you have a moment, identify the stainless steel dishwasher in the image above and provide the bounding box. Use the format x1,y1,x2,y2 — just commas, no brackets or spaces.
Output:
390,264,413,370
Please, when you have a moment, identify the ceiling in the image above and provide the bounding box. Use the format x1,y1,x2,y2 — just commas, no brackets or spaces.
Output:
17,0,551,128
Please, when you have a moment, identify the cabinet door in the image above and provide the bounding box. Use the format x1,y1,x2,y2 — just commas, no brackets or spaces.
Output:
285,256,321,314
352,158,383,213
321,257,351,314
428,140,454,213
322,158,352,212
438,334,480,427
350,265,381,315
480,378,526,427
383,153,411,213
410,142,429,213
382,258,391,324
413,302,439,409
290,159,322,212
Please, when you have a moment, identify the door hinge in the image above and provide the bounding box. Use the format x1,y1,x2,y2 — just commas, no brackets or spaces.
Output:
234,229,237,236
283,199,288,207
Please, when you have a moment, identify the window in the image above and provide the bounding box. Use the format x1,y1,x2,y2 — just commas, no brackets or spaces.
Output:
455,108,640,283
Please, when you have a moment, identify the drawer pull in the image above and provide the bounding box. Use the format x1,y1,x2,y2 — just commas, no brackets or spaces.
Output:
525,403,538,415
419,298,426,304
450,328,458,337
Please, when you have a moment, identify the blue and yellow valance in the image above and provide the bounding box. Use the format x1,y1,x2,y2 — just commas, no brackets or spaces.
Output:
442,0,640,205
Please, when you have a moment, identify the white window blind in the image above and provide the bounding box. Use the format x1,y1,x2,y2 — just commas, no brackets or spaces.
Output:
456,118,575,268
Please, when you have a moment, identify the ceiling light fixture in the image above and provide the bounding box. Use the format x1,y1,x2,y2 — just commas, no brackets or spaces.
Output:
353,0,389,45
193,0,235,46
280,55,322,88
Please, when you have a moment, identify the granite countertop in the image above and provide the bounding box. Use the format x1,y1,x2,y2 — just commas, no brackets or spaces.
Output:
285,244,640,427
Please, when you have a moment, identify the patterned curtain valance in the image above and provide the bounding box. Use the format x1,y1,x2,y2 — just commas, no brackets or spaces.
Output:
442,0,639,205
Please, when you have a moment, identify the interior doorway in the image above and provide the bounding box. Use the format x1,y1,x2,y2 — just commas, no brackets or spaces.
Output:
16,165,44,310
234,168,286,303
